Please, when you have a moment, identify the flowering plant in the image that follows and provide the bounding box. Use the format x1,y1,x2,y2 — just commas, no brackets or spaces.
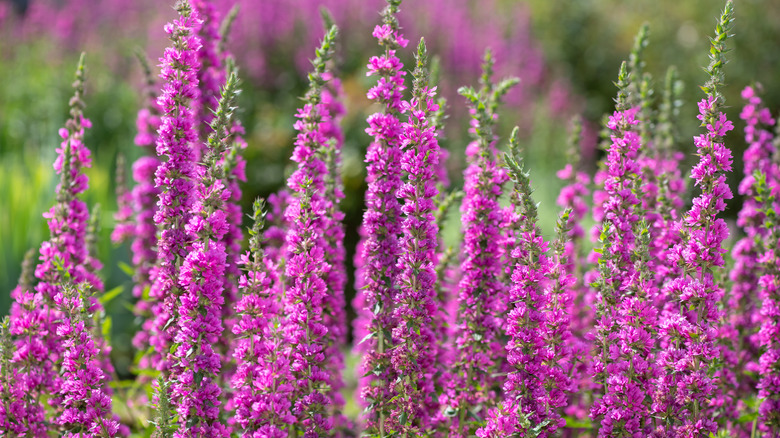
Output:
4,1,780,437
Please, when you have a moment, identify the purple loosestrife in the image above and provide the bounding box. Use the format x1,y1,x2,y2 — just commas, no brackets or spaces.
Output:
754,171,780,435
168,72,239,438
231,200,294,436
115,52,164,373
38,51,103,302
645,67,686,298
191,2,246,346
148,0,202,373
3,289,49,437
54,281,119,437
589,63,657,437
318,75,351,427
653,3,734,435
355,1,406,434
446,51,515,437
5,54,111,434
478,135,571,437
1,252,47,437
555,118,593,423
282,24,345,435
390,38,442,435
729,86,776,380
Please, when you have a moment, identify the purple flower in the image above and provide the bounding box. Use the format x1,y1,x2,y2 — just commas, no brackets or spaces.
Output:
653,5,734,432
147,0,203,374
54,283,119,437
479,145,573,437
231,200,294,435
354,2,406,434
168,70,241,438
280,25,345,436
5,55,112,435
589,104,658,436
389,39,442,434
447,52,512,436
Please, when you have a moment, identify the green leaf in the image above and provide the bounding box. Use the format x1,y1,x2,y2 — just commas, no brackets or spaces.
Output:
99,285,124,305
134,368,161,378
564,416,594,429
358,332,374,345
118,261,135,277
102,316,112,342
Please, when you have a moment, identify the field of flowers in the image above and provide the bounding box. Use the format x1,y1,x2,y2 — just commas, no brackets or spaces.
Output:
1,0,779,436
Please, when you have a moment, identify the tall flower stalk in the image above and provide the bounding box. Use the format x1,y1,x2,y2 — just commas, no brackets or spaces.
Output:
589,63,658,437
355,1,406,434
653,3,735,434
168,72,240,438
231,199,293,436
754,171,780,435
148,0,202,374
281,24,345,435
478,134,572,437
4,53,109,436
390,38,442,435
447,51,515,437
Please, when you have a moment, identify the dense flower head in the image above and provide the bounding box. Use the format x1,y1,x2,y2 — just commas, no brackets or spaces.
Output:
148,0,203,374
388,40,443,434
446,52,516,437
231,200,294,435
279,24,346,436
479,150,573,438
53,283,119,437
653,5,735,431
167,69,242,438
354,1,406,434
588,99,660,435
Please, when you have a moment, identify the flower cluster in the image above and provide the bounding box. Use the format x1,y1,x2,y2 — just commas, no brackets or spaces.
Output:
54,282,119,437
353,1,406,434
446,51,513,437
589,100,659,436
280,24,347,436
390,38,443,434
653,5,735,435
147,0,203,374
11,0,780,437
231,200,293,436
478,133,573,437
